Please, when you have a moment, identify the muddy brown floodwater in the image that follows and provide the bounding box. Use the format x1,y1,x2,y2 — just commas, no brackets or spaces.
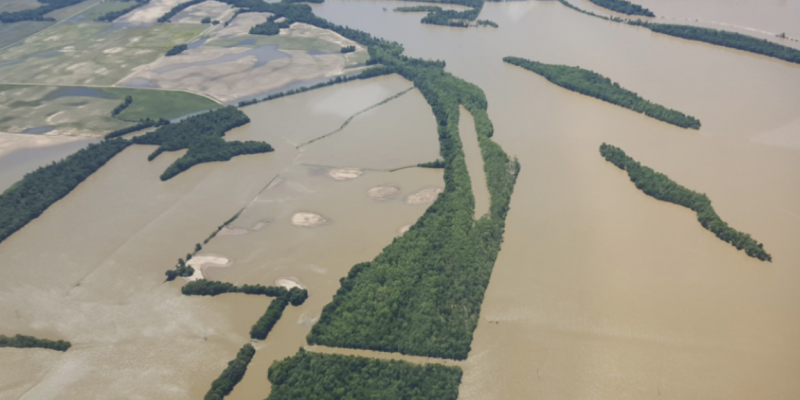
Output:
310,0,800,399
1,0,799,399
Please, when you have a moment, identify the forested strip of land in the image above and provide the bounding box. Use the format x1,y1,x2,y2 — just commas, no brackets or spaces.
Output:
0,0,84,23
266,350,462,400
203,344,255,400
0,139,130,244
630,21,800,65
97,0,149,22
600,143,771,261
0,334,71,351
182,280,309,306
587,0,653,17
157,0,205,23
504,56,701,129
131,106,273,180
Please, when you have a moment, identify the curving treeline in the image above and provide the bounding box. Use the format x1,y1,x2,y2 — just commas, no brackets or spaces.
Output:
0,0,83,23
587,0,653,17
0,139,131,245
630,21,800,65
504,56,701,129
97,0,149,22
0,334,71,352
204,344,255,400
600,143,771,261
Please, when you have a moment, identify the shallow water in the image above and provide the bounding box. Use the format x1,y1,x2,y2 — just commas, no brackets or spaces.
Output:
0,136,98,192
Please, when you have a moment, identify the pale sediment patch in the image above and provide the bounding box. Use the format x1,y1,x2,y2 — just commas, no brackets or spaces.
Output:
219,226,248,235
367,185,400,201
405,187,443,205
185,254,231,281
275,277,304,290
291,212,327,227
398,224,411,235
328,167,362,181
252,218,273,230
103,47,124,54
0,132,87,158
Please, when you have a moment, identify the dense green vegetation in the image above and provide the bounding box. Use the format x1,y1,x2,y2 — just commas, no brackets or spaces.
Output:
182,280,290,297
204,344,255,400
105,88,221,122
0,139,130,244
340,45,355,53
587,0,653,17
165,44,187,56
250,20,280,35
164,257,194,281
97,0,149,22
266,350,462,400
600,143,771,261
157,0,205,23
111,95,133,117
131,106,273,181
105,118,169,139
630,21,800,65
251,296,290,339
0,334,71,351
503,56,701,129
0,0,84,23
418,159,446,168
238,67,394,107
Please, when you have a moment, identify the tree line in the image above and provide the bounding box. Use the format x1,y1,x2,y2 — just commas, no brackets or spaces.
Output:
266,349,462,400
600,143,771,261
630,21,800,65
166,44,187,56
0,334,71,352
157,0,205,23
238,66,393,107
105,117,170,139
111,95,133,117
0,139,131,245
204,344,255,400
587,0,653,17
131,106,273,181
97,0,149,22
503,56,702,129
340,45,355,53
0,0,84,23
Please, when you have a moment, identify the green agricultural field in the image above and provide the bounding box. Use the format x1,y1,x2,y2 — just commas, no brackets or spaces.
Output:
0,85,218,136
101,88,220,121
0,21,53,49
0,21,204,86
0,0,43,13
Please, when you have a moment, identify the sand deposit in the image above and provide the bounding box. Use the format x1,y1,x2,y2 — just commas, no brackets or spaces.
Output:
169,1,233,24
185,254,231,281
327,167,362,181
275,277,304,290
0,132,87,157
218,226,248,235
367,185,400,201
291,212,327,227
398,224,411,235
405,187,443,205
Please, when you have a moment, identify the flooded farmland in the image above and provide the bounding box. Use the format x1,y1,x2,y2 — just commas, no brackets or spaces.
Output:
1,0,799,399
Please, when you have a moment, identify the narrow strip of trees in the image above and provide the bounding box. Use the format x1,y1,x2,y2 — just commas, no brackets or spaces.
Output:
504,56,701,129
0,0,84,23
204,344,256,400
0,334,71,352
157,0,205,23
97,0,149,22
340,45,355,53
111,95,133,117
0,139,131,244
166,44,187,56
600,143,771,261
105,118,169,139
587,0,653,17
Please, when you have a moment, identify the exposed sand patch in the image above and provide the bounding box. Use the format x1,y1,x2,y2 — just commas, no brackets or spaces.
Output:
116,0,193,25
185,254,231,281
219,226,248,235
212,12,270,37
275,277,305,290
103,47,124,54
398,224,411,235
328,167,362,181
0,132,87,158
405,187,443,205
252,218,273,230
367,185,400,201
291,212,327,227
281,23,363,50
169,0,232,24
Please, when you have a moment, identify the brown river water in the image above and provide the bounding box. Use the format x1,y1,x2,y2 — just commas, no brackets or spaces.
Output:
2,0,800,399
